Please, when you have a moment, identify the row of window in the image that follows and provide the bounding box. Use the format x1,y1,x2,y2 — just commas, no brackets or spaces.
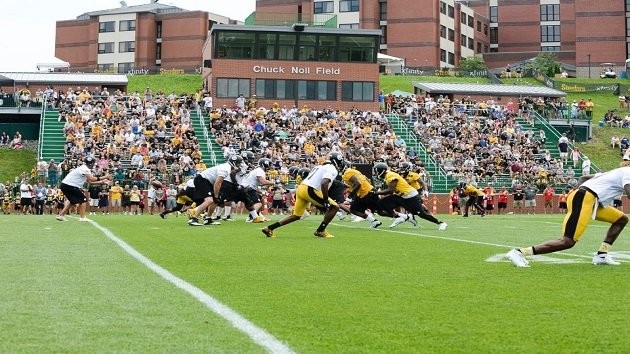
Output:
214,31,377,63
97,63,134,72
98,41,135,54
99,20,136,33
216,78,374,102
314,0,359,14
490,5,560,23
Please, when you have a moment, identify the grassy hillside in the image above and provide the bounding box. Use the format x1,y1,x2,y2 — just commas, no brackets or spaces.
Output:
0,148,36,183
127,74,202,95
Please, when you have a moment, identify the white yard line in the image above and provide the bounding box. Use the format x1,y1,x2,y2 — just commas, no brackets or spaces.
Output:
332,223,594,259
88,220,295,354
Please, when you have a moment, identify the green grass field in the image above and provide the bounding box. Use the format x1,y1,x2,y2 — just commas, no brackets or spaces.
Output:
0,148,36,183
3,212,630,353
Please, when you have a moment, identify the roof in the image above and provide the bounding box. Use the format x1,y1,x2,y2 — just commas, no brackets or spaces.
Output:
210,23,381,37
412,82,566,97
77,3,185,18
0,73,128,85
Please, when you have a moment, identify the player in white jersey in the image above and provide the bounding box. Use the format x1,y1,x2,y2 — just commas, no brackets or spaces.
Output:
507,159,630,267
234,158,275,223
261,152,345,238
56,156,111,222
188,155,242,226
217,153,253,221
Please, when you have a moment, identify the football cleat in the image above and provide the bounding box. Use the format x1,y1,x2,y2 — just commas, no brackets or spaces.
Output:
506,249,530,268
438,222,448,231
314,230,335,238
261,228,275,238
371,220,383,228
592,254,620,265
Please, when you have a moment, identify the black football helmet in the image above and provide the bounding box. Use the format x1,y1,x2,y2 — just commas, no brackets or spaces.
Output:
288,166,300,178
297,168,311,179
329,152,346,171
373,162,388,178
458,181,467,189
258,158,272,170
84,156,95,167
240,150,255,164
399,162,413,175
227,155,244,168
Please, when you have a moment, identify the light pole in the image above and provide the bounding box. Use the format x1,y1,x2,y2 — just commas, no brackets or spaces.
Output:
587,53,591,78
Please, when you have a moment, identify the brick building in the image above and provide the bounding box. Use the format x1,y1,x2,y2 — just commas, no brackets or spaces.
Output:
255,0,630,77
55,2,236,74
254,0,490,70
471,0,629,77
203,24,381,111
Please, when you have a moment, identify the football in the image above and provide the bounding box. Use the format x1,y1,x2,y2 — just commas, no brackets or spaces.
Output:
150,180,164,189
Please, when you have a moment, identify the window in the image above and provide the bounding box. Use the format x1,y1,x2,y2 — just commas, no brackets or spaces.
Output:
288,80,336,100
490,47,498,53
440,1,447,15
318,35,337,62
541,46,560,52
483,24,488,35
468,15,474,27
156,43,162,60
448,5,454,18
216,31,254,59
98,42,114,54
461,14,467,24
540,4,560,21
255,33,277,60
298,34,317,61
119,41,135,53
119,20,136,31
314,1,334,14
541,25,560,42
477,20,481,32
490,6,498,22
256,79,296,100
278,34,296,60
440,25,447,39
379,1,387,20
627,17,630,37
338,36,376,62
156,21,162,38
339,0,359,12
440,49,446,62
339,23,359,29
448,52,454,65
216,78,250,98
448,28,455,41
97,63,113,72
476,42,481,53
118,62,134,73
490,27,498,44
461,34,467,45
379,25,387,44
341,82,374,101
99,21,115,33
483,45,488,53
468,37,474,50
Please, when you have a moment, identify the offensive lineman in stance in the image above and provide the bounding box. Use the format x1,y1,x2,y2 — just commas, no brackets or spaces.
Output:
262,153,345,238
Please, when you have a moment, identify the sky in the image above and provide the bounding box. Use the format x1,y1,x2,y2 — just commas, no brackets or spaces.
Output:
0,0,256,72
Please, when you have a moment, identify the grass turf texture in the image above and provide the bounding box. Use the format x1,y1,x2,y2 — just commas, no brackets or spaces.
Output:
0,148,36,183
2,213,630,353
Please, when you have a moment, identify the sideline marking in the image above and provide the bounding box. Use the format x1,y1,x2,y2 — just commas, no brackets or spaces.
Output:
88,220,295,354
332,223,598,261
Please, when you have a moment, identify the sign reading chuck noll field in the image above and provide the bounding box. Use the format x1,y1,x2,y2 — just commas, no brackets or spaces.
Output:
253,65,341,75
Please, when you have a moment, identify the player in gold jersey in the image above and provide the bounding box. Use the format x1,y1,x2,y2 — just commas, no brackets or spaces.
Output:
341,166,383,228
373,163,447,230
457,182,486,217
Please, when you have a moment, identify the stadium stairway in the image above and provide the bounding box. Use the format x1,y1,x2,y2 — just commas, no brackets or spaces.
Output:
190,108,223,166
38,109,66,163
386,114,455,193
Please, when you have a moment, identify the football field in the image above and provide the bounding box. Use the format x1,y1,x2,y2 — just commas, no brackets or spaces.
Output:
2,212,630,353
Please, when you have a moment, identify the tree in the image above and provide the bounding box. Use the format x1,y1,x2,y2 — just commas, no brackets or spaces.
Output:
458,55,487,72
527,53,561,77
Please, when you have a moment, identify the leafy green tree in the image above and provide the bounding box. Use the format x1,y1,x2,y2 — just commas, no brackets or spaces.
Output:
527,53,561,77
458,55,487,72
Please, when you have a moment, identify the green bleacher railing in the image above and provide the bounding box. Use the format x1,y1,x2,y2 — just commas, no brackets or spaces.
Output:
529,109,600,173
37,104,48,161
194,106,217,166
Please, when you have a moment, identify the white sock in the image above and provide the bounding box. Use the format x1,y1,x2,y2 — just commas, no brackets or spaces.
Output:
365,212,375,223
223,206,231,217
213,207,223,218
249,210,259,219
